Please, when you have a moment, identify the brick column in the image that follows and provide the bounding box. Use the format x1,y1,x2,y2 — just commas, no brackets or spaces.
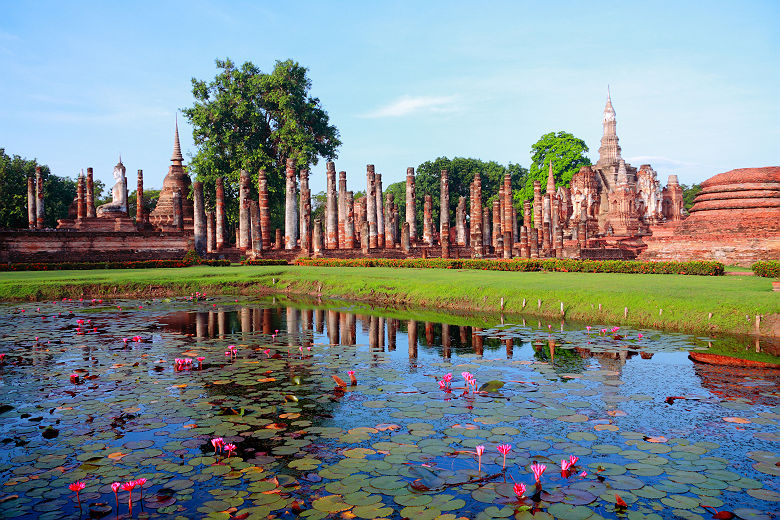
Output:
337,171,347,248
35,167,44,229
27,176,36,229
530,228,539,258
258,169,270,250
456,196,466,245
284,159,298,250
193,181,206,254
326,162,338,249
206,210,215,253
523,200,531,229
401,222,410,253
250,200,262,257
520,226,528,258
502,174,513,258
482,207,491,252
344,191,354,249
136,169,145,228
238,170,250,251
405,167,416,241
441,221,450,259
542,195,551,254
423,194,433,245
172,189,183,231
86,167,96,218
375,173,384,248
555,227,564,259
492,199,501,250
76,172,86,220
313,218,323,256
440,169,449,242
384,192,394,248
533,180,542,231
274,229,282,249
366,165,377,248
215,177,226,251
300,168,310,250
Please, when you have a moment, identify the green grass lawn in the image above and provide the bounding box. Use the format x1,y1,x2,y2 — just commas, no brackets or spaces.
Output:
1,265,777,336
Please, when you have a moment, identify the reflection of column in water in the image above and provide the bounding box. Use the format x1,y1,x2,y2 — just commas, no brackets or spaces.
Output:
345,313,356,345
387,318,397,351
327,310,339,345
425,322,434,346
442,323,451,359
196,312,207,339
505,337,513,359
560,319,565,332
369,316,378,351
378,317,385,350
241,307,251,336
460,326,468,343
286,307,298,346
253,308,261,332
339,312,347,345
315,309,325,333
263,308,272,335
359,315,369,333
473,328,484,356
548,337,555,363
218,311,226,339
208,311,215,338
408,319,418,359
301,309,312,346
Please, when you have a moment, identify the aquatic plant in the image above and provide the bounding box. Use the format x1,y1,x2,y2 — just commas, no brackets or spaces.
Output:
497,444,511,469
68,481,85,507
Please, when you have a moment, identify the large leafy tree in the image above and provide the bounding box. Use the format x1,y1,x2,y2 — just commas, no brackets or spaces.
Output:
183,58,341,228
386,157,527,233
519,131,591,203
681,184,702,211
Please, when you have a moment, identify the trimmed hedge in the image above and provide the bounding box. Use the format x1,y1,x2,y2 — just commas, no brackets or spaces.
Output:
294,257,725,276
752,260,780,278
0,258,230,272
240,259,291,266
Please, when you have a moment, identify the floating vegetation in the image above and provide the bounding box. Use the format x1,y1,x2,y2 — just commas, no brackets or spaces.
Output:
0,297,777,519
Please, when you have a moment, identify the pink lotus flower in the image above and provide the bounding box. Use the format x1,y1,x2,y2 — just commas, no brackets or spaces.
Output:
497,444,511,469
513,482,526,499
579,471,588,478
438,380,449,390
224,443,237,457
263,349,271,357
531,462,547,485
134,477,147,502
68,481,86,506
569,455,578,466
348,370,357,385
442,373,453,383
561,459,572,476
637,333,643,339
475,445,485,472
211,437,224,454
121,481,136,513
111,482,120,509
197,356,205,369
586,326,592,332
611,326,620,334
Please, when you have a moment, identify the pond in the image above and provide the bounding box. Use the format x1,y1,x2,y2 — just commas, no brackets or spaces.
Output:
0,296,778,520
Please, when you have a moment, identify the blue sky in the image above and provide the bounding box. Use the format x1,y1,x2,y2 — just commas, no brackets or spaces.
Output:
1,0,777,195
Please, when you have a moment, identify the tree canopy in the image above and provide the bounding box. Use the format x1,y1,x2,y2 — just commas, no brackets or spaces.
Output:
183,58,341,228
519,131,591,202
385,157,527,233
681,184,702,211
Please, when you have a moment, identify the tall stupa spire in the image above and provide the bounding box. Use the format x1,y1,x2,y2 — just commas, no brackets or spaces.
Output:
546,159,556,196
172,114,183,164
597,88,621,166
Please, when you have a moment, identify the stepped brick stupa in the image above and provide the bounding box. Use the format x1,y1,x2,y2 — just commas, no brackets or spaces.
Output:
639,166,780,265
149,120,194,230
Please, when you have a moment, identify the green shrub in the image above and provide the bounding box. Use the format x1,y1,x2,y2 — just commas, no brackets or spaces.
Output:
240,259,290,266
752,260,780,278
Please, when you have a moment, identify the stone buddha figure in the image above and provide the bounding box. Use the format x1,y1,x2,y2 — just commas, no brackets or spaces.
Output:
97,157,128,217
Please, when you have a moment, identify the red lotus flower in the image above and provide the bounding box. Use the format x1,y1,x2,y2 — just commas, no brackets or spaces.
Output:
513,482,526,499
531,462,546,485
497,444,511,469
68,481,86,506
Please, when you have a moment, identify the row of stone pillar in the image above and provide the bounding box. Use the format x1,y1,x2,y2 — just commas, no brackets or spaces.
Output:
27,168,46,229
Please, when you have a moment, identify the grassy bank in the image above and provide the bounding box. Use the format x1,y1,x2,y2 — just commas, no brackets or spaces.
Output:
0,265,778,336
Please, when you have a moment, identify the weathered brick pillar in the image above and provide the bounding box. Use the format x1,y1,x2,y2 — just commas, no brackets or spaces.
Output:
238,170,251,251
440,169,449,242
456,196,466,246
384,192,394,248
361,221,370,254
250,200,262,257
492,199,501,250
258,169,270,250
441,221,450,259
375,173,385,248
193,181,207,254
323,162,336,249
284,159,298,250
533,180,542,231
27,176,36,229
274,229,282,249
512,207,518,244
392,203,399,246
551,196,559,249
423,194,433,245
301,173,312,255
523,200,531,228
401,222,410,253
136,169,145,228
555,227,564,259
215,177,226,251
172,189,183,231
76,172,86,220
86,167,96,218
482,207,491,251
503,174,513,258
35,167,44,229
344,191,355,249
366,165,377,248
206,211,215,253
520,226,528,258
542,195,551,254
496,234,504,258
337,170,347,248
530,228,539,258
405,167,416,241
313,218,323,256
471,173,482,250
299,168,309,245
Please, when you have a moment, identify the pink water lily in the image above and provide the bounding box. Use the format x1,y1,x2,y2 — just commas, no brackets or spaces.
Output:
211,437,224,454
121,481,136,513
134,478,147,502
531,462,547,485
497,444,511,469
111,482,120,509
197,356,205,369
348,370,357,385
513,482,526,499
442,373,452,383
569,455,578,466
637,333,643,339
475,445,485,472
68,481,85,507
586,326,592,332
224,443,237,457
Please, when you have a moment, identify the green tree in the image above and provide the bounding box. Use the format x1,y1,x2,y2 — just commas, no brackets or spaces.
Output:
183,58,341,229
681,183,702,211
520,131,591,203
128,189,161,219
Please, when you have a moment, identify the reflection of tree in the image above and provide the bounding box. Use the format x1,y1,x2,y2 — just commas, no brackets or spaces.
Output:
531,338,588,374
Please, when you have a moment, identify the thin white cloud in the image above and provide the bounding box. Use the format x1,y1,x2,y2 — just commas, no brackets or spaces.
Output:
626,155,698,168
360,95,460,118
